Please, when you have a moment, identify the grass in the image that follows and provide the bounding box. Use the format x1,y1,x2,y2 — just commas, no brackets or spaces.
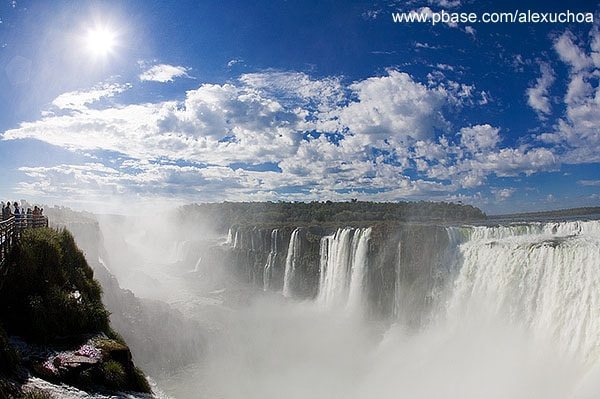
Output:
0,228,110,342
102,360,126,390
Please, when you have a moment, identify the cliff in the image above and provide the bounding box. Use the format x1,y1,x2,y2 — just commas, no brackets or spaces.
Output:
217,222,451,323
0,227,152,397
46,207,207,377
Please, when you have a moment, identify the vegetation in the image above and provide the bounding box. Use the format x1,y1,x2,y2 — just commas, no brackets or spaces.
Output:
0,228,109,341
101,360,127,390
0,227,152,395
179,200,487,232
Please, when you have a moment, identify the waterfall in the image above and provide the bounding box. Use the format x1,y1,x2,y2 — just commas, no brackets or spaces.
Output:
263,229,278,291
233,230,241,249
318,227,371,310
193,256,202,273
282,228,301,297
445,219,600,366
346,228,371,312
393,241,402,319
318,228,353,305
225,228,233,245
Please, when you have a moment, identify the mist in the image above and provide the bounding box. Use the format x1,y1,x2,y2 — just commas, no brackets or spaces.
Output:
156,295,577,399
48,206,600,399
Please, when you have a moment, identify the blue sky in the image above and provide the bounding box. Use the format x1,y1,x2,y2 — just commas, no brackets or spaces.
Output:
0,0,599,214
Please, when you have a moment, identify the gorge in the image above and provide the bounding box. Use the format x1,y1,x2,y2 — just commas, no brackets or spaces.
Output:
42,203,600,399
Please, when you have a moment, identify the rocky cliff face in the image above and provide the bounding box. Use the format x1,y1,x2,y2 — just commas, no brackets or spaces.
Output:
45,208,206,378
224,223,451,321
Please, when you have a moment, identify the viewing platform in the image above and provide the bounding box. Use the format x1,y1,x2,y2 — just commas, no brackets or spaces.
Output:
0,214,49,270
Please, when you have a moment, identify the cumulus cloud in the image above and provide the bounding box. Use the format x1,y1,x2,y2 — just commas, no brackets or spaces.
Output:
538,27,600,163
0,68,569,207
319,70,452,143
139,64,192,82
527,62,555,118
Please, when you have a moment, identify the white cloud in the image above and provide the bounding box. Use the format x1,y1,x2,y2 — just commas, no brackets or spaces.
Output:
428,0,461,8
319,70,452,143
564,74,592,105
578,180,600,186
554,31,594,72
415,42,440,50
227,58,244,68
52,83,130,111
491,187,516,200
459,124,500,153
139,64,192,82
0,68,571,207
538,27,600,164
526,62,555,117
239,71,345,111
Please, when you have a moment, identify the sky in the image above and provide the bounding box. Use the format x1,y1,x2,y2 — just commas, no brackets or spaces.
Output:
0,0,599,215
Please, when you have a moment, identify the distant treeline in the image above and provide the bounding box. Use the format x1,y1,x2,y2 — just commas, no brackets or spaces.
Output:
178,200,487,231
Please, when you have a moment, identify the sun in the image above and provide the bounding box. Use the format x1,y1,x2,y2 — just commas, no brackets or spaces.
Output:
85,27,116,58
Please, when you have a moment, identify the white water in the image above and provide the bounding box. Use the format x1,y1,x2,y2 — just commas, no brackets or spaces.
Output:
346,228,371,313
88,217,600,399
446,220,600,367
263,229,278,291
282,228,301,297
393,240,402,318
318,227,371,312
225,228,233,246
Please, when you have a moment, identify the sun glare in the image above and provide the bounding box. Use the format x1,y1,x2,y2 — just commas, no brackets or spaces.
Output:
85,27,116,58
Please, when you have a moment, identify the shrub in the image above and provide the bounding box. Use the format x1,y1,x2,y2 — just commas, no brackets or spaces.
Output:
101,360,126,390
0,228,110,341
131,366,152,394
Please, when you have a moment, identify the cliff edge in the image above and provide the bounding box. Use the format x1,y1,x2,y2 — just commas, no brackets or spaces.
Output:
0,227,152,397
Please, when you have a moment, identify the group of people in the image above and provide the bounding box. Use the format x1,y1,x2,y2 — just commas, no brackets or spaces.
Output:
1,201,44,222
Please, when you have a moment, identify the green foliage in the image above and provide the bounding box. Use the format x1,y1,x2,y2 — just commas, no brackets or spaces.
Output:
179,200,487,232
101,360,126,390
131,366,152,393
0,228,110,342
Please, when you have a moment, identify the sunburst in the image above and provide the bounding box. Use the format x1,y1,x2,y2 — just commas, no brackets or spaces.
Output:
85,26,116,58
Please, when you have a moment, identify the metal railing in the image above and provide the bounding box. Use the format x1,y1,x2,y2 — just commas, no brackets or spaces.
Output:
0,215,49,269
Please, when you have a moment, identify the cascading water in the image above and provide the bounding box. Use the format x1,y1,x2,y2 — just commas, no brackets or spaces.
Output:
282,228,301,297
263,229,278,291
233,230,241,249
346,228,371,313
225,228,233,245
92,213,600,399
393,241,402,319
445,219,600,366
318,227,371,311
